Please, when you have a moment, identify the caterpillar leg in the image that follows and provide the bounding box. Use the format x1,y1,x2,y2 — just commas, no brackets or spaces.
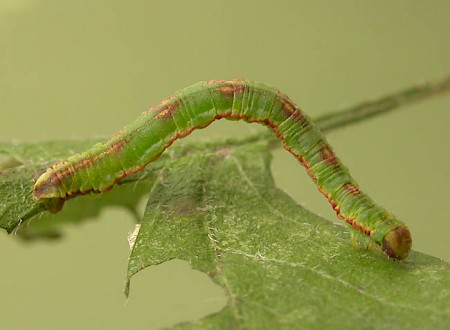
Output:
39,198,65,213
349,227,384,257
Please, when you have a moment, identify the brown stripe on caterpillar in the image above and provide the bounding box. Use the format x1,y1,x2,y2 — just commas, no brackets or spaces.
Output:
267,117,317,181
154,100,181,120
277,92,305,123
320,187,372,236
285,142,317,181
208,80,248,98
318,185,343,216
104,140,127,155
207,78,246,85
218,84,248,97
317,184,375,240
319,145,340,168
89,138,128,163
342,182,361,196
143,94,178,115
33,160,68,184
346,217,372,236
33,172,62,197
37,139,128,196
33,164,76,198
50,159,70,170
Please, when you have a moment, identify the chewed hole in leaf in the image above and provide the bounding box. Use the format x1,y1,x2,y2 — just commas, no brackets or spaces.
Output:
125,259,227,326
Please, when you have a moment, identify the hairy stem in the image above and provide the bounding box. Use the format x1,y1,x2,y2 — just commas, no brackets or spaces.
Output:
316,75,450,133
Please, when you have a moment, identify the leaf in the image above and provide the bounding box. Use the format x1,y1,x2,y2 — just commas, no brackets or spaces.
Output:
1,135,449,329
0,139,104,165
0,164,43,233
127,140,450,329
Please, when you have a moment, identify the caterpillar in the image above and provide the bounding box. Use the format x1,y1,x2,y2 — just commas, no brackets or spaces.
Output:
33,79,412,260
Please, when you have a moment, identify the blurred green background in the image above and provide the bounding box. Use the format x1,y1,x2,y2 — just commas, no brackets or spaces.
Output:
1,1,449,329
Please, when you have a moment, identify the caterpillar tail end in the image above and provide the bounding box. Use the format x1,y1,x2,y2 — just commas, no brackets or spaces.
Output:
382,225,412,260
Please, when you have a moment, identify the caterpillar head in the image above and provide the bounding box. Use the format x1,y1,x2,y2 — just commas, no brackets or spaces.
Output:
382,225,412,260
33,169,66,213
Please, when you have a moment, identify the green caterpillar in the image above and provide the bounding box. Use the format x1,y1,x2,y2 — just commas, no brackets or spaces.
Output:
33,79,412,260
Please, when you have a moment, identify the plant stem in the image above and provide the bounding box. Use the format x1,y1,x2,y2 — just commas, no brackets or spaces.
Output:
316,75,450,133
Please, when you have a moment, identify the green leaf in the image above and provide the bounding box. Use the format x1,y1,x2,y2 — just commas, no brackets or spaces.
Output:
1,136,449,329
0,139,103,165
127,140,450,329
